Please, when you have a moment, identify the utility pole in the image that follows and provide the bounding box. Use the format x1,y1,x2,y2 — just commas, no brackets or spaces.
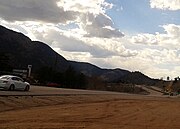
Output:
28,65,32,78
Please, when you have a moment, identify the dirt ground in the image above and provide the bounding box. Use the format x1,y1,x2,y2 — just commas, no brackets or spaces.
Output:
0,94,180,129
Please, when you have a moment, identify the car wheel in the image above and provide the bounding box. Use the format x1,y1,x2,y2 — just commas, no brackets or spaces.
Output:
24,85,30,91
9,84,15,91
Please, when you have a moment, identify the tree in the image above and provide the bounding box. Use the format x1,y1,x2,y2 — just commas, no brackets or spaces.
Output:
36,66,53,83
35,66,87,89
63,66,87,89
0,53,12,72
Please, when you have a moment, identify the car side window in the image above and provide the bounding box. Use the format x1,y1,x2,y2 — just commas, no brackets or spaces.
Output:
12,77,21,82
11,77,17,81
18,78,24,82
11,77,24,82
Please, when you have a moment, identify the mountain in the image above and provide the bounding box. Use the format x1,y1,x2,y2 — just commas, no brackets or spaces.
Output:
0,25,158,85
0,25,69,72
118,71,158,85
69,61,130,82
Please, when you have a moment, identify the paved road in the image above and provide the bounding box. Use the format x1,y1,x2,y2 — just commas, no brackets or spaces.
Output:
0,85,172,98
135,85,163,95
0,85,126,96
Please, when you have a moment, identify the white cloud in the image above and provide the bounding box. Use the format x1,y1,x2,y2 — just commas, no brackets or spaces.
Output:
1,20,179,78
83,37,137,57
139,48,180,64
131,24,180,48
1,0,180,79
37,27,132,58
13,23,126,58
101,48,180,79
2,20,179,78
122,24,180,78
79,13,124,38
57,0,113,14
0,0,78,23
131,33,158,45
150,0,180,10
163,24,180,38
0,0,123,38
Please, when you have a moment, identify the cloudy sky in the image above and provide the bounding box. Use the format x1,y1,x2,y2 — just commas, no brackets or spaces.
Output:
0,0,180,79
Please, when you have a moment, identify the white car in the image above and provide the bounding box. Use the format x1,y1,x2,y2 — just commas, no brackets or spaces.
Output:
0,75,30,91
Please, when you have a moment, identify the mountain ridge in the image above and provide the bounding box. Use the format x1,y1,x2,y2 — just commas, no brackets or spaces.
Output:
0,25,69,72
69,60,130,82
0,25,157,85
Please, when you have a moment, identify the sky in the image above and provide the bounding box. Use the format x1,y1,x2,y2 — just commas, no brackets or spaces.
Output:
0,0,180,79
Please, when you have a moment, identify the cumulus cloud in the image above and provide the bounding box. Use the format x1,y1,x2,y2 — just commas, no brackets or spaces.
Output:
139,48,180,64
131,24,180,48
150,0,180,10
79,13,124,38
131,33,158,45
58,0,123,38
44,28,130,58
84,48,179,79
143,52,180,79
29,26,120,58
2,0,180,79
163,24,180,37
0,0,78,23
105,48,180,79
1,20,179,78
0,0,124,38
123,24,180,78
57,0,113,14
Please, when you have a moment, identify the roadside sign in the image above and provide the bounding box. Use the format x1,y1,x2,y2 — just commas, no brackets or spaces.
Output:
13,69,28,78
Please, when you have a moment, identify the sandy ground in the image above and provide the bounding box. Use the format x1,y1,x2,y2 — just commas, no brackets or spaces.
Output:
0,94,180,129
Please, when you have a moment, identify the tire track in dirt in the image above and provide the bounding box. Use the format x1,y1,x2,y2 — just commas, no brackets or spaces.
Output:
0,95,180,129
